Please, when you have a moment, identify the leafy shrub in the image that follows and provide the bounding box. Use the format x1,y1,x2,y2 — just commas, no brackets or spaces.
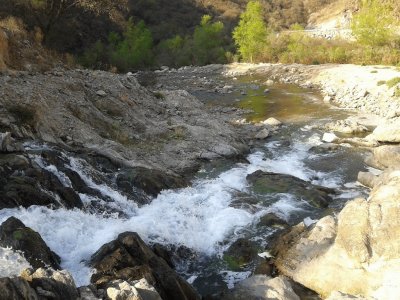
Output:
80,19,154,72
377,80,386,86
109,19,154,72
193,15,226,65
386,77,400,88
351,0,398,46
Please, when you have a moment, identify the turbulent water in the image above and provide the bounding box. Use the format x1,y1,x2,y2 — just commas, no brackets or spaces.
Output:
0,77,369,294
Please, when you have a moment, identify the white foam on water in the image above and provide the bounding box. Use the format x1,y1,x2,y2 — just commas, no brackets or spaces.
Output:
0,160,263,286
264,194,306,221
220,270,252,289
0,247,31,277
68,157,138,217
32,155,72,187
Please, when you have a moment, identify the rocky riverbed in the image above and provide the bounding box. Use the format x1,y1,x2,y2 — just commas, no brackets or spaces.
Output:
0,63,400,299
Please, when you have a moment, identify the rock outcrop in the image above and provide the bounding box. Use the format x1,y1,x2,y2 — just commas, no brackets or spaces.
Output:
0,70,248,178
90,232,201,300
0,152,83,210
272,164,400,299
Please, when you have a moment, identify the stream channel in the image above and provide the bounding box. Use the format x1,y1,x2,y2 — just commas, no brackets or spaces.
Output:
0,75,370,297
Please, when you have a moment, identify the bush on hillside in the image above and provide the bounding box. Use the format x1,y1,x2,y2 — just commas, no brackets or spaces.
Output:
351,0,399,46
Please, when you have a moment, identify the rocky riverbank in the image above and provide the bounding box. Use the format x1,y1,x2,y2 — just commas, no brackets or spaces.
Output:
218,64,400,298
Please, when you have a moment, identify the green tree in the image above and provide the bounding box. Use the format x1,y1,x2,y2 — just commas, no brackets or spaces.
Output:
351,0,398,46
110,19,154,71
193,15,226,65
156,35,192,67
233,0,269,62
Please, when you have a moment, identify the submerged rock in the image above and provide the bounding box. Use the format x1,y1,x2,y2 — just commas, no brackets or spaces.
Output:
0,217,61,270
223,238,259,270
90,232,200,300
247,170,335,208
257,213,288,228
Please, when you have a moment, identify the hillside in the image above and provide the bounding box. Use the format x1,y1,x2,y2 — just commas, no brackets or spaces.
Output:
0,0,339,55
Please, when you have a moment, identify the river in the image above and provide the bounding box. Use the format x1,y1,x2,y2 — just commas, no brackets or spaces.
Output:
0,74,370,297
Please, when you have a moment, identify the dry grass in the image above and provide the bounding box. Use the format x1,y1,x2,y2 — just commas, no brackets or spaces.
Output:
0,29,8,70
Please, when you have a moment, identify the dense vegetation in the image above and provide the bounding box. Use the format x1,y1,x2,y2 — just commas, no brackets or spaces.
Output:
0,0,400,70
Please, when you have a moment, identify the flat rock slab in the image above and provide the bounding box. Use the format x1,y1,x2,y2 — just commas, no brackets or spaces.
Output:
246,170,336,208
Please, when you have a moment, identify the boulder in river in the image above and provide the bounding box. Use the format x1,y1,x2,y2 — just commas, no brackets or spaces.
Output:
369,118,400,143
116,167,187,197
90,232,200,300
246,170,335,208
372,145,400,169
261,117,282,126
0,217,61,270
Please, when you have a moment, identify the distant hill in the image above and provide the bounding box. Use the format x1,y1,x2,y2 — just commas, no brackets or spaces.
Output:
0,0,345,53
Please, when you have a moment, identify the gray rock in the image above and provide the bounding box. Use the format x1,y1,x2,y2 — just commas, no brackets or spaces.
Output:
370,119,400,142
96,90,107,97
0,277,38,300
254,128,269,139
0,217,61,270
222,275,300,300
0,132,23,153
261,117,282,126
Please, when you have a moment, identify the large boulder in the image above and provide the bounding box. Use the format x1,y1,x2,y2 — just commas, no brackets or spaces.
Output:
221,275,300,300
272,171,400,299
369,119,400,143
246,170,335,208
372,145,400,169
90,232,200,300
0,217,61,270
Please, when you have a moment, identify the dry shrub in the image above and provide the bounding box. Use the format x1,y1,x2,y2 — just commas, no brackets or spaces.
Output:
0,17,26,36
0,30,9,70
